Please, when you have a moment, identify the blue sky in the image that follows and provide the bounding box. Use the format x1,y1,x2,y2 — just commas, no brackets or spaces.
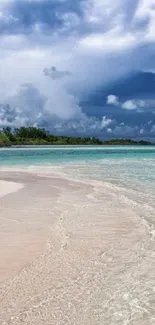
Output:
0,0,155,139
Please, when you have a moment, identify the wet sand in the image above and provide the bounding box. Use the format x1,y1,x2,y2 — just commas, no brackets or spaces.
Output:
0,170,155,325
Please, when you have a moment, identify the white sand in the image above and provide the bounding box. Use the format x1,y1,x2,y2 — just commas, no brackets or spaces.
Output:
0,180,23,198
0,170,155,325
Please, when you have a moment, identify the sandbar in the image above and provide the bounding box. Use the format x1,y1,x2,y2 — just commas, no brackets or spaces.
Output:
0,169,154,325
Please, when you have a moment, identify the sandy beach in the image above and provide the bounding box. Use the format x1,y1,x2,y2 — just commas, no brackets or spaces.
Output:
0,180,23,199
0,169,155,325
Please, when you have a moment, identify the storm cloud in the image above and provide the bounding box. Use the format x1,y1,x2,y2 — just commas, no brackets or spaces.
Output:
0,0,155,139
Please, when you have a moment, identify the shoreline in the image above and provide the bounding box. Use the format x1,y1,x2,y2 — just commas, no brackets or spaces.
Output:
0,143,155,149
0,169,155,324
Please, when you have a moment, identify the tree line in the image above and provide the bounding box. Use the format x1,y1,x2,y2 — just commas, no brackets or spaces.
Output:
0,126,153,147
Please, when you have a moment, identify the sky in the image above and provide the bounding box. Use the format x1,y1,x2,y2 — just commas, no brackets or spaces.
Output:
0,0,155,139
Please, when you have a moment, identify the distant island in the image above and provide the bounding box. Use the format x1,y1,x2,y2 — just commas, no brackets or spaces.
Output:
0,127,154,147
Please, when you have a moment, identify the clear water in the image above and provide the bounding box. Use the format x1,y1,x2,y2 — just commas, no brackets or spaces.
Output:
0,146,155,165
0,146,155,209
1,146,155,324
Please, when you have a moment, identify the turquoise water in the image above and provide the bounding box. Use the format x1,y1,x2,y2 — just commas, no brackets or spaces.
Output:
1,145,155,225
0,146,155,165
1,145,155,193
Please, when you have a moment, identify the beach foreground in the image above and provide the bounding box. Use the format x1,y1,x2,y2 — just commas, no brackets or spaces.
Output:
0,180,23,199
0,169,155,325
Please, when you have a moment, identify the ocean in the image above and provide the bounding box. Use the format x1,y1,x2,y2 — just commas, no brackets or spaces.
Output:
0,146,155,188
0,146,155,225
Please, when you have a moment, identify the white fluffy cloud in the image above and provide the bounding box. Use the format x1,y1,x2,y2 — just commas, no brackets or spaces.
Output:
107,95,119,106
107,95,155,113
122,100,145,111
122,100,138,110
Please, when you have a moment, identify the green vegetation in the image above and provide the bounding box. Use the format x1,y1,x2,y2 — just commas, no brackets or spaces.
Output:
0,131,11,147
0,126,153,147
103,138,152,145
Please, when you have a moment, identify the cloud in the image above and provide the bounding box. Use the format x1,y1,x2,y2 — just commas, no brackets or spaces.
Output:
107,95,153,113
0,77,85,127
107,95,119,105
101,116,112,128
122,100,138,110
0,0,155,138
44,66,72,80
52,116,113,137
0,0,84,36
112,124,139,137
122,99,145,111
150,125,155,133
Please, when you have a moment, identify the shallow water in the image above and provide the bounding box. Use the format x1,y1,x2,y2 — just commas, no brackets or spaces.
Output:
0,146,155,185
1,146,155,231
0,147,155,324
1,146,155,201
0,145,155,165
